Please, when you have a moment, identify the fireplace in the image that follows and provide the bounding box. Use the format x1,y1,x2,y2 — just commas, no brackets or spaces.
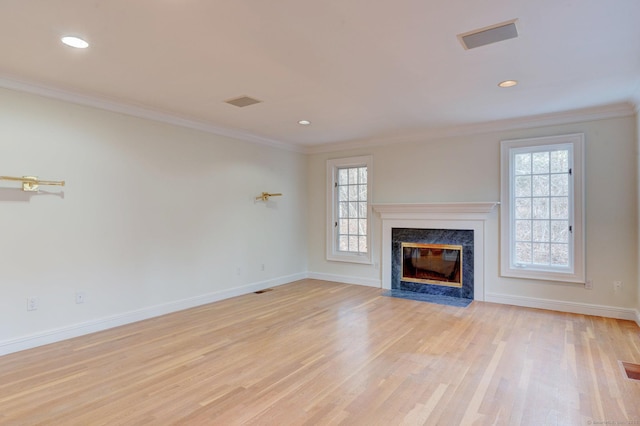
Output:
402,243,463,287
392,228,474,299
373,202,499,302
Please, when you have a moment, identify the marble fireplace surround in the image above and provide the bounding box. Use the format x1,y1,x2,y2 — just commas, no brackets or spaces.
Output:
372,203,499,301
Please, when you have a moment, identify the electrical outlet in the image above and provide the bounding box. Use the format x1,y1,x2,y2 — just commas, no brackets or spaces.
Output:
613,281,623,292
75,292,86,304
236,267,241,276
585,279,593,290
261,263,265,271
27,297,39,311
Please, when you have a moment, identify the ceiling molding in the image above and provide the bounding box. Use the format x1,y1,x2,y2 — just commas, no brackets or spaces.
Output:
0,75,304,154
304,102,636,154
0,74,635,157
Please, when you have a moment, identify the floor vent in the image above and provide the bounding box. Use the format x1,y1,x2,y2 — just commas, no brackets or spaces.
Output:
620,361,640,381
254,288,273,294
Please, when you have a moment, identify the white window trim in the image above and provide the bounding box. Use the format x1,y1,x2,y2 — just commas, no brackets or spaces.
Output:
500,133,585,283
326,155,373,264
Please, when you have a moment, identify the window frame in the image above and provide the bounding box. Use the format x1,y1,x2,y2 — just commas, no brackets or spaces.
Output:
326,155,373,264
500,133,585,283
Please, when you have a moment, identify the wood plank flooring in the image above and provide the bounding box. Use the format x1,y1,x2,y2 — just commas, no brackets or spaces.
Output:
1,279,639,425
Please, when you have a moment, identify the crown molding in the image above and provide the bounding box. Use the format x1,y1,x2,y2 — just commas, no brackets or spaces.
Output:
0,75,305,154
1,74,635,156
304,102,636,154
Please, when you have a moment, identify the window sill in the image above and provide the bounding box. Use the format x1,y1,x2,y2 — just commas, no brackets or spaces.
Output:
501,268,585,284
327,253,372,265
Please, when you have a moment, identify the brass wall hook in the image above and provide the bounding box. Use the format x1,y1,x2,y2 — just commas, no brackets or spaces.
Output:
255,192,282,202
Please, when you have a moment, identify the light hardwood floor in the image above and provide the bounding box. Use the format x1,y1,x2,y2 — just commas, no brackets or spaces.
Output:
1,279,639,425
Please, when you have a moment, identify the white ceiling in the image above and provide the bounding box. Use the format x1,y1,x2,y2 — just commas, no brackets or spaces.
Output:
1,0,639,151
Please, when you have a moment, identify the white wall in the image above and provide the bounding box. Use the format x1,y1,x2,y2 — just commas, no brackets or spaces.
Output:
0,88,308,352
308,115,639,317
1,85,637,354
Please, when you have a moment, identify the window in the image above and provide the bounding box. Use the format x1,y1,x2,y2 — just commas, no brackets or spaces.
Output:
326,155,373,264
500,134,585,283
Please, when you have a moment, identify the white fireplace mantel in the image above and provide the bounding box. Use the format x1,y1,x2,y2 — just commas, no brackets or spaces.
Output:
372,202,499,218
372,202,499,301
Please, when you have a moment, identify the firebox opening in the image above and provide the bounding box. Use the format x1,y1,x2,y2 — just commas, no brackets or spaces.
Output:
401,243,463,288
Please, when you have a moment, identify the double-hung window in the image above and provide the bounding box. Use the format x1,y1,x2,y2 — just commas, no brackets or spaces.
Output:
326,155,373,264
500,134,585,283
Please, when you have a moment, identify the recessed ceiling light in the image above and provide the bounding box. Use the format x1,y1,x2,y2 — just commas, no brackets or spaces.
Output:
498,80,518,88
61,36,89,49
298,120,311,126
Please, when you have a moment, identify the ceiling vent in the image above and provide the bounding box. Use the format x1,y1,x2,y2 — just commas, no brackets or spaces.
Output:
458,19,518,50
225,96,262,108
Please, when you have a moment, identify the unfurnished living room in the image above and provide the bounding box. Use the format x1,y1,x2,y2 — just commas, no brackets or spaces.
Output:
1,1,639,425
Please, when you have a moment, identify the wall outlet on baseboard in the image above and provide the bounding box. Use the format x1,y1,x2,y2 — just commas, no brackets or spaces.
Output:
585,280,593,290
75,292,86,304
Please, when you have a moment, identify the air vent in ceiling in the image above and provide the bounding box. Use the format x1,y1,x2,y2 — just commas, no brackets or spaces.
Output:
225,96,262,108
458,19,518,50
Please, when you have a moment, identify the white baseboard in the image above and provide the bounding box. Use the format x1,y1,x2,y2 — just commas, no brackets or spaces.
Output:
0,273,307,356
486,292,639,322
307,272,381,288
4,277,634,357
